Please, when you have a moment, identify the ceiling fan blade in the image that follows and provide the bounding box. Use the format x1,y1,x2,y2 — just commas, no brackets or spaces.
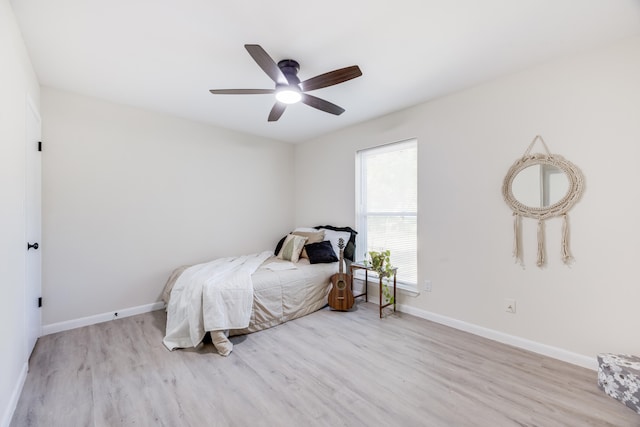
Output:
300,65,362,92
268,102,287,122
300,94,345,116
245,44,288,85
209,89,274,95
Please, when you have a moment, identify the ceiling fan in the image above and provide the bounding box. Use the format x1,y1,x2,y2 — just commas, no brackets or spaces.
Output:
209,44,362,122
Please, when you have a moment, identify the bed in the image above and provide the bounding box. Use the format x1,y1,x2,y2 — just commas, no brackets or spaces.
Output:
161,225,357,355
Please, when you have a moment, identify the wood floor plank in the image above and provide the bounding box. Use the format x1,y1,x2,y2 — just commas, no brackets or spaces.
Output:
10,303,640,426
11,326,95,427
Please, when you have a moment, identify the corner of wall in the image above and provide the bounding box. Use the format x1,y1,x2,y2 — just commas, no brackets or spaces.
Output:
0,363,28,427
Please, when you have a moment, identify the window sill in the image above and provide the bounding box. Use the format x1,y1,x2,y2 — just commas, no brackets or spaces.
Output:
395,282,420,297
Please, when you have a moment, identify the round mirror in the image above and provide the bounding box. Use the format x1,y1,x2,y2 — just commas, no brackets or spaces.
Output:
511,164,570,208
503,153,584,220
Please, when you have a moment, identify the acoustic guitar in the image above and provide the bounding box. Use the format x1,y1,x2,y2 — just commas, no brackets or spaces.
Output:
328,238,354,311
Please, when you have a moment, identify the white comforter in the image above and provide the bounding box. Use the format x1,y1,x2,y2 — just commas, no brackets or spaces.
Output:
163,251,272,350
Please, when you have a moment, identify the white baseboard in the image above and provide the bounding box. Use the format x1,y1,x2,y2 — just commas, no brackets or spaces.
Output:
397,303,597,371
41,301,165,336
1,362,28,427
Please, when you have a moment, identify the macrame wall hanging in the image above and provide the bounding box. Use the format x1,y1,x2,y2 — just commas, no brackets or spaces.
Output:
502,135,585,267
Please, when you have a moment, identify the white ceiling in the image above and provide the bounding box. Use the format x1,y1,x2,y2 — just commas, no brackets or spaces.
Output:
11,1,640,143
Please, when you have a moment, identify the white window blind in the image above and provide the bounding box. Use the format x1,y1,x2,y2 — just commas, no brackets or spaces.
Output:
356,139,417,287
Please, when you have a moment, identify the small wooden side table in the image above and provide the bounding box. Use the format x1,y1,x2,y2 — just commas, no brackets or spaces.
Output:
349,262,397,318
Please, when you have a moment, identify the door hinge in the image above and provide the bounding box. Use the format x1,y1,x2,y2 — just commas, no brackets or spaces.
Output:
38,141,42,152
38,297,42,308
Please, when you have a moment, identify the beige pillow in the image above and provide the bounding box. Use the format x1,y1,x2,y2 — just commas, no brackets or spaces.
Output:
276,234,308,262
293,230,325,259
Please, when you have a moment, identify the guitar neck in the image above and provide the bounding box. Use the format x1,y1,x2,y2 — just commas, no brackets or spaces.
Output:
337,238,345,275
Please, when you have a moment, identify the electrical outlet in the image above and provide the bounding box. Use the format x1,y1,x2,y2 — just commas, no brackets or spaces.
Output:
504,298,516,314
423,280,432,292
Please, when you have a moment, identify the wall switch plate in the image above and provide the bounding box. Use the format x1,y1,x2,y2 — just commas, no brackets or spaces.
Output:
504,298,516,314
423,280,432,292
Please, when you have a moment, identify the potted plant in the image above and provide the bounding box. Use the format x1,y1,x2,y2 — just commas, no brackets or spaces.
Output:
367,249,394,304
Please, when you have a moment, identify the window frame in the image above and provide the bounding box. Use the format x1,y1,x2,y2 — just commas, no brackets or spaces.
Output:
355,138,418,292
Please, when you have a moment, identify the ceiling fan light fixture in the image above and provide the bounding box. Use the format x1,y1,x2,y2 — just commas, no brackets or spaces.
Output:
275,87,302,104
209,45,362,121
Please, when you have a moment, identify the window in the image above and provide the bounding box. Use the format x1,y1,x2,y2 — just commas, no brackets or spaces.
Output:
356,139,417,289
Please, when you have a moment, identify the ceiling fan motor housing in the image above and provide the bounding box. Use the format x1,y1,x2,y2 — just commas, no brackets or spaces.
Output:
278,59,301,85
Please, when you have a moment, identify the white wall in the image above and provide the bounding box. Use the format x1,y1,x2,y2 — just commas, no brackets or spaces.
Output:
0,1,40,425
295,36,640,363
41,87,294,325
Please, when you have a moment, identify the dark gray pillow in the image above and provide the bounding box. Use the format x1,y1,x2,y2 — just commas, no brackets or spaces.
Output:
305,240,338,264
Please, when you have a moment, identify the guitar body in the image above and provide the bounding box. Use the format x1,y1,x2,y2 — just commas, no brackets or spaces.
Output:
328,238,354,311
328,273,354,311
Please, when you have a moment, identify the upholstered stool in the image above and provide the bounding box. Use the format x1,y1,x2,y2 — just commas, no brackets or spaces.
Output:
597,353,640,414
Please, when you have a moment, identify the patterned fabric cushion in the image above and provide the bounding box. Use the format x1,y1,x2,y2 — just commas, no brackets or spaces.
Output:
314,225,358,261
276,234,308,263
318,229,352,262
597,353,640,414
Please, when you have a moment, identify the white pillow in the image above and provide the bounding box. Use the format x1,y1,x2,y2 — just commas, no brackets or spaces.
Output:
276,234,308,263
320,228,351,260
294,227,318,233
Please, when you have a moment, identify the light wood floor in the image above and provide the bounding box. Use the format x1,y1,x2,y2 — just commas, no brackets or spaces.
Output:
11,302,640,427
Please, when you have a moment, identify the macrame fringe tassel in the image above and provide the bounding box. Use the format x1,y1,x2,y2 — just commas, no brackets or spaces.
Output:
536,219,545,267
512,213,522,264
561,214,573,264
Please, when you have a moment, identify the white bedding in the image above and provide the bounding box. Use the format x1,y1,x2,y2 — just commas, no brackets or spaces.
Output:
232,257,337,336
163,251,272,351
162,254,338,352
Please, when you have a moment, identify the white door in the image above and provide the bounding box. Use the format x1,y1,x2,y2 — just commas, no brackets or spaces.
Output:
25,97,42,357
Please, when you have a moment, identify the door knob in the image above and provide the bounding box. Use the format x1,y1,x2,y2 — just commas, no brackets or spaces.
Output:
27,242,39,250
